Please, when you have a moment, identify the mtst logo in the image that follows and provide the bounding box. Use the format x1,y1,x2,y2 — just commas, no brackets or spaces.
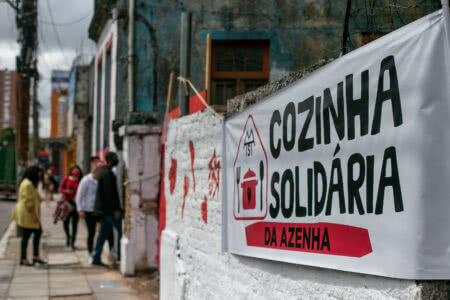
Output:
233,115,268,220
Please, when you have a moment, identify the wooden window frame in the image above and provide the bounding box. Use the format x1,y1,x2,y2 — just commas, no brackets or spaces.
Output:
212,40,270,80
211,40,270,97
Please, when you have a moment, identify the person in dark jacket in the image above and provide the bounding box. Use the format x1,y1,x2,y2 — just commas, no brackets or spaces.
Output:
91,152,122,267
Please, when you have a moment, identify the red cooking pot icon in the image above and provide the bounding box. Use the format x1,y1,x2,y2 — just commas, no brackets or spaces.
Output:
241,169,258,210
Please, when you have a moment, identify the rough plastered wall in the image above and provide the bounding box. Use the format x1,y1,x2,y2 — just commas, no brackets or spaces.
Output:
122,124,160,275
160,111,447,299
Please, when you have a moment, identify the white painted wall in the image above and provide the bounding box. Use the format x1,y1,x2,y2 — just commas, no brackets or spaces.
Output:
161,111,429,300
121,124,160,275
92,19,118,157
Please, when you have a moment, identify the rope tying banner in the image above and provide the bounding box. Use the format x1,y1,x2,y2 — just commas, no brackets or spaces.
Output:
177,76,224,120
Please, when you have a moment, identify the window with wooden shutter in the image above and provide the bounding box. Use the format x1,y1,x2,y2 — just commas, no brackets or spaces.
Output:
211,41,270,105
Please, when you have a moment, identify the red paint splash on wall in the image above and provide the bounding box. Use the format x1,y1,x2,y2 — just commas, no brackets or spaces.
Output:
181,176,189,219
208,149,221,198
201,196,207,224
189,141,196,192
169,159,177,194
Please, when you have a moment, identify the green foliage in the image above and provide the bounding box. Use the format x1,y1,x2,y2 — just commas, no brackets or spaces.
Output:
0,128,15,147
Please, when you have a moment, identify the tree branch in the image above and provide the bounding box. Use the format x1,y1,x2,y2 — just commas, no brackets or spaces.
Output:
1,0,18,11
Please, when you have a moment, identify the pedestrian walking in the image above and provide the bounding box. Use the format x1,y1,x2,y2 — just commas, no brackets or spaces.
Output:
91,152,122,267
12,166,47,266
42,168,55,207
59,165,83,250
49,166,60,191
75,160,109,258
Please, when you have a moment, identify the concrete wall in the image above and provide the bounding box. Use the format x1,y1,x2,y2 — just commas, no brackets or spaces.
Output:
121,124,161,274
76,118,92,174
110,0,348,122
160,110,448,299
111,0,440,124
113,13,129,125
349,0,441,48
74,66,90,109
74,65,92,173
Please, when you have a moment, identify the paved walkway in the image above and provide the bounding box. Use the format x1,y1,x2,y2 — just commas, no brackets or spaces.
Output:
0,200,143,300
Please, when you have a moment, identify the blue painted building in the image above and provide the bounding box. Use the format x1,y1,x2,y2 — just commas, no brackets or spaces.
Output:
87,0,441,274
89,0,440,134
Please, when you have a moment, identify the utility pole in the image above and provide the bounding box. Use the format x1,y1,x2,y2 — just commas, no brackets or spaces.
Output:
178,11,192,116
16,74,30,167
6,0,39,168
32,75,39,158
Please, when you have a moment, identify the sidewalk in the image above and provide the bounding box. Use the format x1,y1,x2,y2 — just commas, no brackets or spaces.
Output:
0,200,158,300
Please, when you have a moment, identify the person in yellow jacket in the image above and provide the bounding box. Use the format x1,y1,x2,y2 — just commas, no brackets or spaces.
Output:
12,166,47,266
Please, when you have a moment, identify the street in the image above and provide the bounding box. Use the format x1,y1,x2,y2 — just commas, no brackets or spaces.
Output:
0,200,158,300
0,200,14,239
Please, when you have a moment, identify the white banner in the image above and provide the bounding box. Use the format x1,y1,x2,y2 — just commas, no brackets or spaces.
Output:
222,10,450,279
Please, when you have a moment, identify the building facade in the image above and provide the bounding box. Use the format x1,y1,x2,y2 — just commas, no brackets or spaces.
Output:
0,70,18,129
50,70,70,138
48,70,70,181
67,64,94,175
88,0,352,275
86,0,442,285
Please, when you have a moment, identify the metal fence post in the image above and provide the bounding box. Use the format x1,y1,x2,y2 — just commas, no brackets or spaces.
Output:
178,12,192,116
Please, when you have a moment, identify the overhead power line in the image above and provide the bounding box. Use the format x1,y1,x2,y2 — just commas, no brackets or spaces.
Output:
0,0,18,11
45,0,70,65
39,10,93,26
2,3,19,55
37,17,59,71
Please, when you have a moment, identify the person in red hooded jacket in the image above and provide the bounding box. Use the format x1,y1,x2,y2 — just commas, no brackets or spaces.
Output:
59,165,83,250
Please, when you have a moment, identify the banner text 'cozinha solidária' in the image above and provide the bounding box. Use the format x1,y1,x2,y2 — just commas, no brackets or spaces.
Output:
269,56,404,219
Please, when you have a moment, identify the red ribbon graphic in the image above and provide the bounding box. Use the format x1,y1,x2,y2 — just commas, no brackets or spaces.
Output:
245,222,372,258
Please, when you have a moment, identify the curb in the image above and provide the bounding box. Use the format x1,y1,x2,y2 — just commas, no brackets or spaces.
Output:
0,221,16,259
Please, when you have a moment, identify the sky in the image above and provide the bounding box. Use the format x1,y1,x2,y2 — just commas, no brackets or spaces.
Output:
0,0,96,137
